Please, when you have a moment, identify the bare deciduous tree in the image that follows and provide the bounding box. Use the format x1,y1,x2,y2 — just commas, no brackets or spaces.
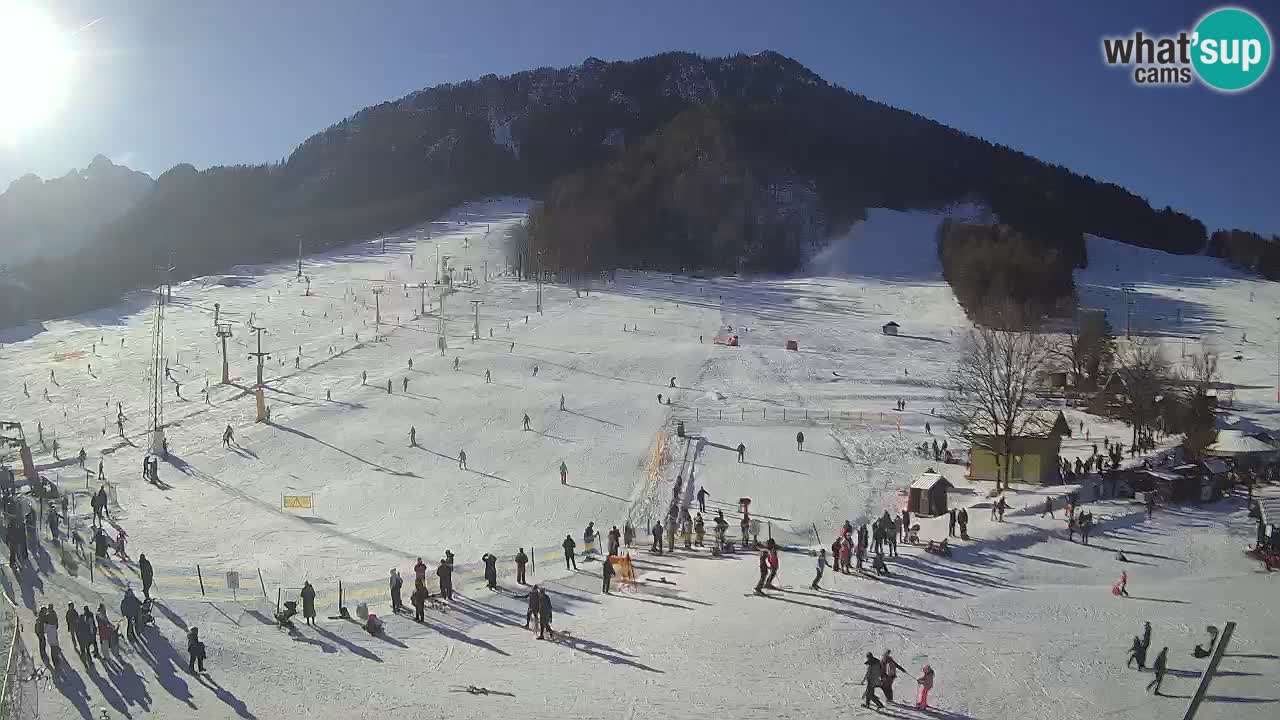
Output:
1114,338,1170,449
1179,345,1220,459
1050,313,1115,389
945,322,1054,491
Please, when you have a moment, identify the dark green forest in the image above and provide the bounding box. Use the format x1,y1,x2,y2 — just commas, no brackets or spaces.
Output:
0,50,1249,328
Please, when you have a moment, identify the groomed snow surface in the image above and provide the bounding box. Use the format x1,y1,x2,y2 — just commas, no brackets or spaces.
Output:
1,202,1276,719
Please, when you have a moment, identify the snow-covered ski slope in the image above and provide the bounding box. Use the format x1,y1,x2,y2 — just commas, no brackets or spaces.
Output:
1,201,1276,719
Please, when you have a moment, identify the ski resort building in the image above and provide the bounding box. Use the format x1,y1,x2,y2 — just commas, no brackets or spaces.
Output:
908,471,953,516
967,433,1063,485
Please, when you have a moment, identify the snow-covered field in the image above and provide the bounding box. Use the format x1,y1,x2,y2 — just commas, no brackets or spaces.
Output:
1,201,1276,719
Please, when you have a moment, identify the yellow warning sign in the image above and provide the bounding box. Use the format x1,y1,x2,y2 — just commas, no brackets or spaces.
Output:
283,495,313,509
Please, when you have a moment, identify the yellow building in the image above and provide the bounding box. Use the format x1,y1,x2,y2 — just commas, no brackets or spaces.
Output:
967,433,1063,485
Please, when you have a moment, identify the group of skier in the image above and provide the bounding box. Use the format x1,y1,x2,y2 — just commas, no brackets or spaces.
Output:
861,649,934,710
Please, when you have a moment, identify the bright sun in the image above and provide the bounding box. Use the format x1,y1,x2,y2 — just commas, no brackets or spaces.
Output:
0,1,73,138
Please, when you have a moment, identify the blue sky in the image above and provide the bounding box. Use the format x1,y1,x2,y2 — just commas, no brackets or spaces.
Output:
3,0,1278,236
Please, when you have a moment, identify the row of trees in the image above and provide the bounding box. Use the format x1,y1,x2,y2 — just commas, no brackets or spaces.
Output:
946,317,1218,491
936,222,1080,326
1207,229,1280,279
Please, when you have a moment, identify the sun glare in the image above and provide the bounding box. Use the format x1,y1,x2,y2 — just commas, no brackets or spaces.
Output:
0,1,74,138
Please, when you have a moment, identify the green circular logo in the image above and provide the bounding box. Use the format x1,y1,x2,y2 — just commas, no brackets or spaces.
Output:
1192,7,1272,92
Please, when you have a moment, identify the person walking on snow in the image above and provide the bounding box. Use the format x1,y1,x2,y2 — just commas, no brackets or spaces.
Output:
485,369,492,383
624,522,635,549
696,486,710,513
523,413,531,431
222,424,234,447
1042,496,1055,519
737,443,746,463
482,553,498,590
559,461,568,485
562,535,577,570
559,395,565,411
1147,647,1169,695
811,548,830,590
948,508,957,537
863,653,885,709
386,379,392,394
1127,635,1147,669
694,513,705,546
120,587,142,642
390,569,404,613
437,554,455,600
409,426,416,447
796,431,805,451
537,589,554,640
651,521,664,554
515,548,528,585
411,582,428,622
754,550,770,594
915,665,935,710
453,357,460,371
402,377,409,392
1113,570,1130,597
458,449,467,470
300,581,317,626
602,555,615,594
765,539,780,588
669,377,676,388
187,627,206,673
881,650,908,702
608,526,621,556
524,586,541,630
139,553,154,601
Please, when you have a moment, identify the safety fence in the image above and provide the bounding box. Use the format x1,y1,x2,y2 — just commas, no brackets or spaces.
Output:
0,589,37,720
670,406,911,430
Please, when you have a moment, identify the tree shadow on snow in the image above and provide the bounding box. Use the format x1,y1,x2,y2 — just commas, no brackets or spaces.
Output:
313,624,382,662
270,423,419,478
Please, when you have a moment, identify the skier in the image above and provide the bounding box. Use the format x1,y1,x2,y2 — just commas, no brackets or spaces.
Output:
402,377,409,392
522,584,537,627
532,365,539,377
482,553,498,590
863,653,885,709
915,664,935,710
300,581,317,626
139,553,154,601
523,413,531,431
881,650,908,702
1147,647,1169,695
754,549,770,594
408,358,413,370
389,568,404,613
187,627,207,673
737,443,746,463
362,370,367,385
515,548,528,585
560,460,568,485
602,555,615,594
409,426,417,447
563,534,577,570
796,431,805,451
766,539,780,589
811,548,829,590
458,449,467,470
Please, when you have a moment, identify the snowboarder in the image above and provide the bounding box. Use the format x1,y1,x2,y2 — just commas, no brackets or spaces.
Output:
389,569,404,613
915,664,935,710
796,431,805,451
1147,647,1168,694
458,449,467,470
863,653,885,709
737,443,746,463
409,426,417,447
559,460,568,485
187,627,207,673
300,581,317,626
515,548,528,584
139,553,154,601
482,553,498,590
811,548,829,590
562,535,577,570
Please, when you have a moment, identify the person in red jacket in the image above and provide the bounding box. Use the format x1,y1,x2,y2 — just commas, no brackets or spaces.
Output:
765,539,780,589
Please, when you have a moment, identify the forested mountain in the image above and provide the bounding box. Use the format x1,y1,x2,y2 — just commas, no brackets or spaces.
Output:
0,51,1228,326
0,155,153,265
